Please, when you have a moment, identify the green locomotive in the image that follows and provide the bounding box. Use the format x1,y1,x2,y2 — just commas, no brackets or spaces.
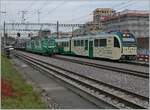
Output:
26,30,57,55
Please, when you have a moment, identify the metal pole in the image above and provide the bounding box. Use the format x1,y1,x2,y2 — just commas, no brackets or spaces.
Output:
20,11,27,23
57,21,59,38
72,26,74,37
37,10,40,24
3,21,5,47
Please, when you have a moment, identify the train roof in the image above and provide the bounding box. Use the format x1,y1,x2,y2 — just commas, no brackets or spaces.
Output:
55,33,113,42
55,37,71,42
72,34,113,40
55,32,135,42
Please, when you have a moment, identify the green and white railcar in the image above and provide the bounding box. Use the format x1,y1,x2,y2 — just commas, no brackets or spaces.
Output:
56,37,72,55
56,32,137,60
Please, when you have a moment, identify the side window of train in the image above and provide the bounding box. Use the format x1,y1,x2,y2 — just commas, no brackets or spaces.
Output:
61,42,63,46
114,37,120,48
63,42,65,47
100,39,107,47
59,42,61,46
77,40,80,46
74,40,76,46
36,40,39,46
81,40,84,46
85,40,88,50
39,40,41,46
60,42,62,47
66,42,69,47
94,39,98,47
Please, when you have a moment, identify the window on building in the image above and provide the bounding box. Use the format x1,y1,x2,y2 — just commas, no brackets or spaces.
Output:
100,39,107,47
94,39,99,47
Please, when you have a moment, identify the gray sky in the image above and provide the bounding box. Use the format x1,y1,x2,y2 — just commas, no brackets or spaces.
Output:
0,0,149,24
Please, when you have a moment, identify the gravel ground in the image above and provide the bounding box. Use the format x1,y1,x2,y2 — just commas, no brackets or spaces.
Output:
54,55,149,73
16,51,149,98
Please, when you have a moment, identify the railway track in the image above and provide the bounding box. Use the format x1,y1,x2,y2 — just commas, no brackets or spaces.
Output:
14,52,149,109
120,60,149,67
52,56,149,79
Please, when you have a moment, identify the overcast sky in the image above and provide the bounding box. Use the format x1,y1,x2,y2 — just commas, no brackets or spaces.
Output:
0,0,149,25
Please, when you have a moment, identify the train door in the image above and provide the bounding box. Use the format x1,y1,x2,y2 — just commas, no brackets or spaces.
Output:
89,40,93,58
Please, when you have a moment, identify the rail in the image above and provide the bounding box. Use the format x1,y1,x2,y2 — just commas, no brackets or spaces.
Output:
14,52,149,109
52,56,149,79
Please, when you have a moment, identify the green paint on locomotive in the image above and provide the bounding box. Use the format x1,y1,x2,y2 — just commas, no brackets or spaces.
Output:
57,47,74,55
26,36,57,55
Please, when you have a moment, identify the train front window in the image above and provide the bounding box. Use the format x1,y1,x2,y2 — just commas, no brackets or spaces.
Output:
122,34,136,46
122,38,135,42
114,37,120,48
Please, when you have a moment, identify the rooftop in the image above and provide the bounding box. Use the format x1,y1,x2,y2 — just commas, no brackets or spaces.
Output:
101,10,149,22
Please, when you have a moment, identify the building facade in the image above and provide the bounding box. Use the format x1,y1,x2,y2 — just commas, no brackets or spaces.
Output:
101,10,149,38
93,8,116,26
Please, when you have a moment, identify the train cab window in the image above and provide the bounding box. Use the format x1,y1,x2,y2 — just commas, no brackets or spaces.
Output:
94,39,99,47
81,40,84,46
100,39,107,47
114,37,120,48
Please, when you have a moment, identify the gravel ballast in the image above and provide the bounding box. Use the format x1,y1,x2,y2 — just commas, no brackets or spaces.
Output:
16,51,149,98
54,55,149,73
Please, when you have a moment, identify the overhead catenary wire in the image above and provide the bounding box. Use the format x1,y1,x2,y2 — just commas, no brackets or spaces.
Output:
116,0,136,12
61,0,137,35
64,0,134,24
24,0,37,12
41,1,67,21
38,0,50,11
